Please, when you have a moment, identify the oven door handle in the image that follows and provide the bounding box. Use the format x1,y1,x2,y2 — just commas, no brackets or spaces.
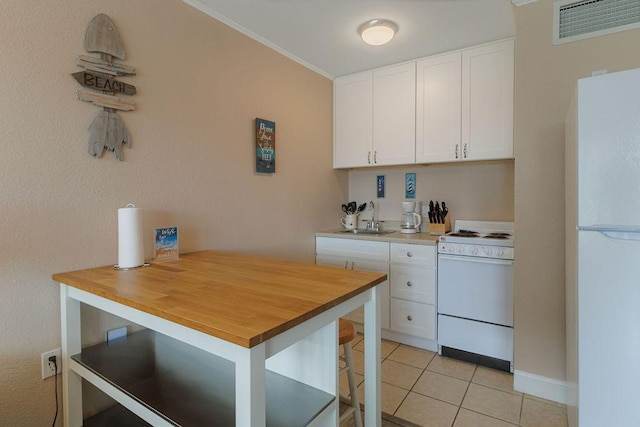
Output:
438,254,513,266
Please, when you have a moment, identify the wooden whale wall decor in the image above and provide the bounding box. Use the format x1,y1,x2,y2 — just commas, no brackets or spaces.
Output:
73,14,136,160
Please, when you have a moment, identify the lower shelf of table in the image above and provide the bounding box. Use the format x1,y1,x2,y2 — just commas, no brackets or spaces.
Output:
84,404,151,426
72,329,335,426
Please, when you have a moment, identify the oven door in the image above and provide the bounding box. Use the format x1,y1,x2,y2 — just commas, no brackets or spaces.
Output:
437,254,513,326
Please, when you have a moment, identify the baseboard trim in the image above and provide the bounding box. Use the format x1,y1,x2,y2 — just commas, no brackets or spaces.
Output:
514,369,567,405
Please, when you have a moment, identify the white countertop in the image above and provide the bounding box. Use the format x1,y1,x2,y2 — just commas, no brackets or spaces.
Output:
315,229,439,245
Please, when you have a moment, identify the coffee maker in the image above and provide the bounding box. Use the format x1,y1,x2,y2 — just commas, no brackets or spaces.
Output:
400,201,421,234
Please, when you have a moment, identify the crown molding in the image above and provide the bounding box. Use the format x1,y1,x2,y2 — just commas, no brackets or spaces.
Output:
511,0,539,6
182,0,333,79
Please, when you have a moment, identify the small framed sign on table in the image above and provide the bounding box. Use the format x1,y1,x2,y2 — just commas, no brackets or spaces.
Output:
154,227,178,261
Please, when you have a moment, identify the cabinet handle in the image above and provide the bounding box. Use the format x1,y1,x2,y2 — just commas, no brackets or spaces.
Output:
407,315,413,321
455,144,459,159
367,151,371,164
344,261,348,269
374,151,377,164
463,143,468,158
350,262,355,270
407,252,413,258
407,281,412,287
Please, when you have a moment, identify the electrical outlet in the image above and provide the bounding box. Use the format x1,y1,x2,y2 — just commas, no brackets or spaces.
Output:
41,348,61,380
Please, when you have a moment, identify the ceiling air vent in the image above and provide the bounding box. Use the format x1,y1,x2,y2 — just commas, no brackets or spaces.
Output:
553,0,640,45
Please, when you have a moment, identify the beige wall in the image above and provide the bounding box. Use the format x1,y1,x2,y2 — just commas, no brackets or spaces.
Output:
348,162,514,224
0,1,342,424
513,0,640,382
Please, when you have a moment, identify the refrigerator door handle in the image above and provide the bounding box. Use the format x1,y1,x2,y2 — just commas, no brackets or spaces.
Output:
601,231,640,241
579,225,640,241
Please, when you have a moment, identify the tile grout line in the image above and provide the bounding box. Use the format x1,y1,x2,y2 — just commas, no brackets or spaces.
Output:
518,392,525,426
450,364,477,426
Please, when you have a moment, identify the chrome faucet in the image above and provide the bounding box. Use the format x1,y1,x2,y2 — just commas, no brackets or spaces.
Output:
366,201,380,231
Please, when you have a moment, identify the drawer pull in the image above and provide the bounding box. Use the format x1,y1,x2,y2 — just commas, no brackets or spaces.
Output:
407,252,413,258
407,315,413,321
406,281,413,287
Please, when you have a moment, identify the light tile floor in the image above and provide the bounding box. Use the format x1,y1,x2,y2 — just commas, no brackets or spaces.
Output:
339,334,568,427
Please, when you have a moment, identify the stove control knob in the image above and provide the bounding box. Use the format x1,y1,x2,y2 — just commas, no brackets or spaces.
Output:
457,246,464,253
485,247,493,256
471,247,478,255
496,248,504,257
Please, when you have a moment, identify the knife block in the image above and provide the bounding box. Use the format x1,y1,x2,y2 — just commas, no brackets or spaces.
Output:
428,216,451,236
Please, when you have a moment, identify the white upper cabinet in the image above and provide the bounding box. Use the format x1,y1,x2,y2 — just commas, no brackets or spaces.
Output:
334,63,416,168
334,39,514,168
462,39,514,161
373,63,416,166
416,52,462,163
334,71,373,168
417,40,514,163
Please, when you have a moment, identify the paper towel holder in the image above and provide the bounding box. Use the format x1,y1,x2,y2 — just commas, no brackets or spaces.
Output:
113,263,150,270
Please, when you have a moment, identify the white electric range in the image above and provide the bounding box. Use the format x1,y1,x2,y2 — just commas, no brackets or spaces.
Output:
437,220,514,372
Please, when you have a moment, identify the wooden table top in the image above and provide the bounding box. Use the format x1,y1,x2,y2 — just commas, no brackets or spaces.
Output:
53,250,387,348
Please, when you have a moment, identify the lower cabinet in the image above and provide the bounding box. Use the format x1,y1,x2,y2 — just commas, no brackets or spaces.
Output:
389,243,437,347
390,299,436,340
316,237,438,351
316,237,390,329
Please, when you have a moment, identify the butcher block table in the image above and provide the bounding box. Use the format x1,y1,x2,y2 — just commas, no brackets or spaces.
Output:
53,250,386,427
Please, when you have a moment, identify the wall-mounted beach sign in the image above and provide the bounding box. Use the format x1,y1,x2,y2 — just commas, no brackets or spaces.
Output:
73,14,137,160
255,118,276,173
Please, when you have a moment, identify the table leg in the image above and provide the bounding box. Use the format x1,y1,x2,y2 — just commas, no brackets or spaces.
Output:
236,342,266,427
364,286,382,427
60,284,83,427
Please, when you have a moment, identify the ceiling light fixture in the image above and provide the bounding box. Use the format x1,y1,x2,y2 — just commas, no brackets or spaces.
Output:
358,19,399,46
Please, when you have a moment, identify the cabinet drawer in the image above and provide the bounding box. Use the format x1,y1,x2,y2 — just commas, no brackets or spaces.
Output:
390,299,436,340
316,255,389,275
316,237,389,261
390,264,436,305
390,243,435,267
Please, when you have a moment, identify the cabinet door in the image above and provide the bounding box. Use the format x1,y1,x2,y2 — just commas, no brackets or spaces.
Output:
462,39,514,161
334,72,373,168
372,63,416,166
416,52,462,163
315,254,390,329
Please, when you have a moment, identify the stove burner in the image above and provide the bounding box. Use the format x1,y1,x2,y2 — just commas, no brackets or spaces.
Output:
486,232,512,239
448,230,479,238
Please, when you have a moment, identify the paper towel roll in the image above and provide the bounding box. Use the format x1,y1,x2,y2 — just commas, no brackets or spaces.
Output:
118,204,144,268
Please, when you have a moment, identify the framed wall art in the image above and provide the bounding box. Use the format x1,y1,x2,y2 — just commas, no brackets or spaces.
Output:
405,173,416,199
255,118,276,173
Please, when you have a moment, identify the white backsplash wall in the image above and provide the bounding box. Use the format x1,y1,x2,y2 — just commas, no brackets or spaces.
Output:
348,160,514,225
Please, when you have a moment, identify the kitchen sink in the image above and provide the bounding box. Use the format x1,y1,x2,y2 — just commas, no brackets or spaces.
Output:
336,229,395,235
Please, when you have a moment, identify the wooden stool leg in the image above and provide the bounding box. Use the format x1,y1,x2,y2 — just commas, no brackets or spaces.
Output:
344,342,362,427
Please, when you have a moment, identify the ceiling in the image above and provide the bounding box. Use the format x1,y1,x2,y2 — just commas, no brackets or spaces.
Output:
183,0,516,79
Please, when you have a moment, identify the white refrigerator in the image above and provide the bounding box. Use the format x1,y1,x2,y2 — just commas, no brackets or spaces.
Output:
566,67,640,427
